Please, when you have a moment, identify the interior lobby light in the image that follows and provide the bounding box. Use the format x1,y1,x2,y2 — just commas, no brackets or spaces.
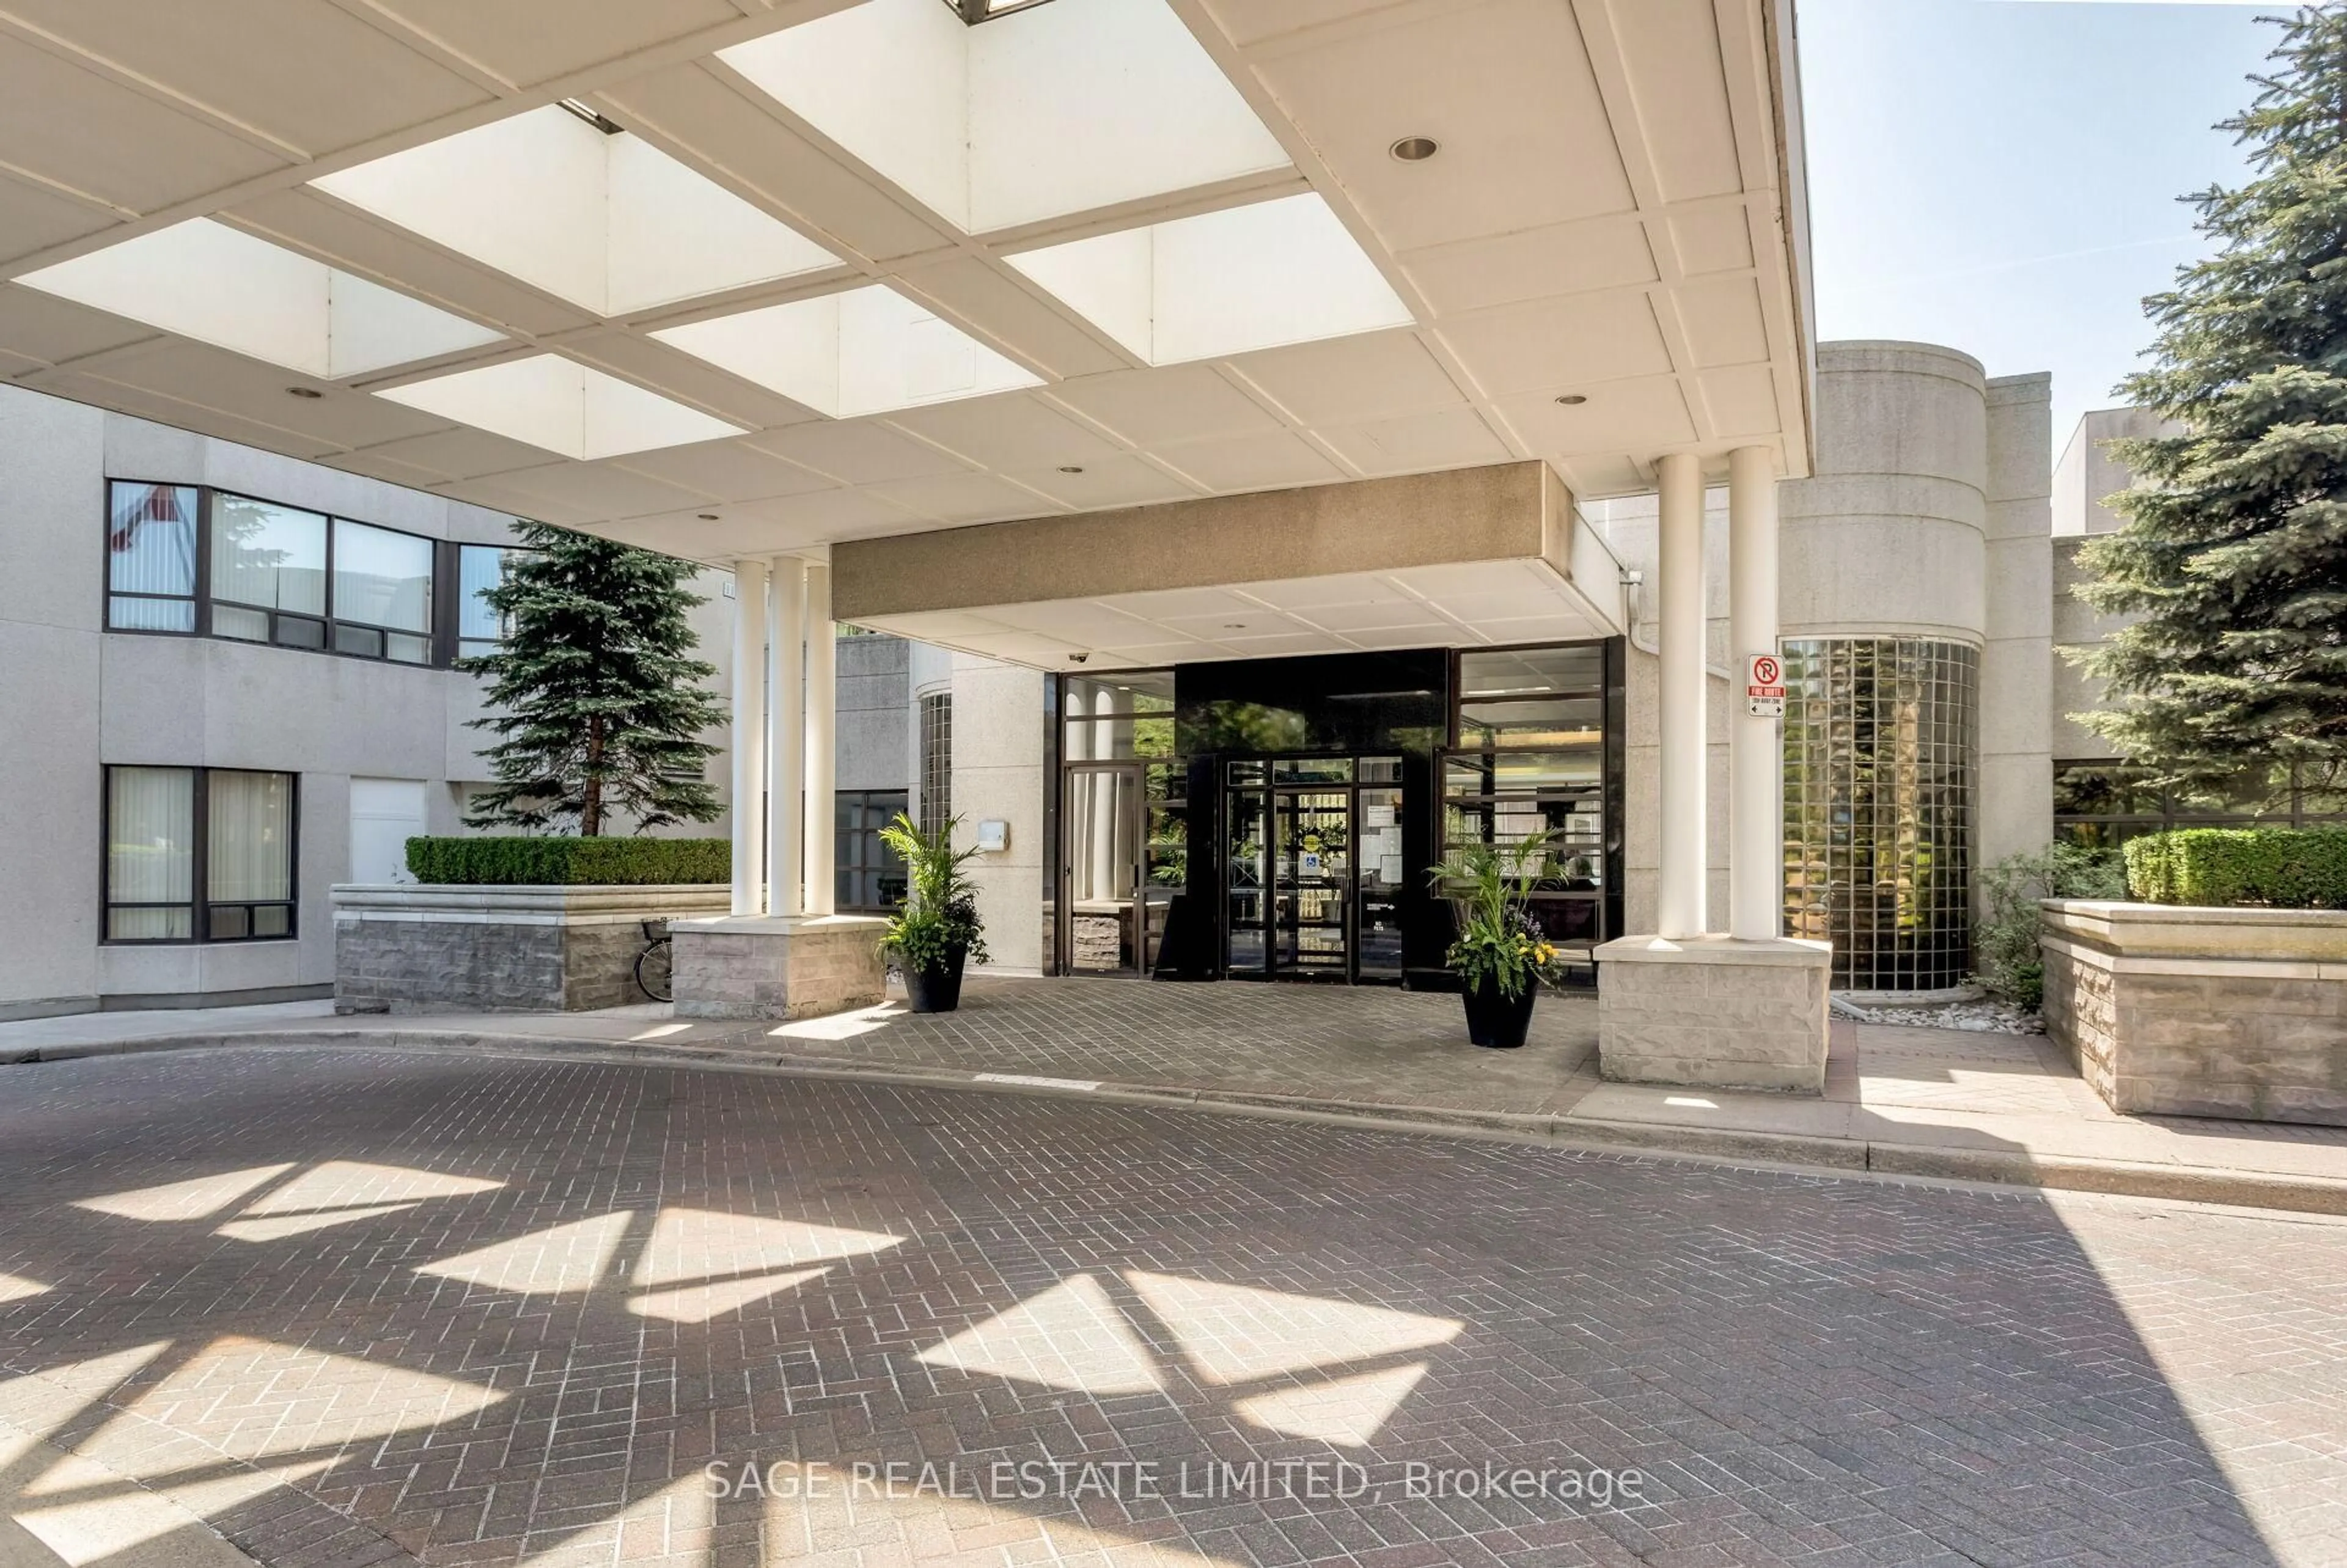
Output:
1555,394,1589,405
1389,136,1439,162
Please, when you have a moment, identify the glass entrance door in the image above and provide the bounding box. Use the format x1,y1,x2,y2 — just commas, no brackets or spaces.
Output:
1273,789,1350,978
1222,755,1405,983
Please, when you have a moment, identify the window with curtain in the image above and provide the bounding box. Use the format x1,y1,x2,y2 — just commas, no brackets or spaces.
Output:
103,767,296,943
331,519,432,662
205,770,296,939
114,482,460,665
457,544,516,659
105,767,194,940
105,482,199,632
210,494,328,648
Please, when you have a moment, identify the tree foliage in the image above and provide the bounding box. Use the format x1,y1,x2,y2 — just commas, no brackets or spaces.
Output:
460,522,725,837
2076,7,2347,798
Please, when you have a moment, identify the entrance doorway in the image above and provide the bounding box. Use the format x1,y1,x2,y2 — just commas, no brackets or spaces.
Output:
1063,761,1185,976
1225,757,1406,984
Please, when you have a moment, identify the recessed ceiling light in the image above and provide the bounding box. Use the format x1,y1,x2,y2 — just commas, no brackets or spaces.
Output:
1554,393,1589,406
1057,465,1084,474
1389,136,1439,163
285,386,323,399
1224,622,1247,630
697,513,719,521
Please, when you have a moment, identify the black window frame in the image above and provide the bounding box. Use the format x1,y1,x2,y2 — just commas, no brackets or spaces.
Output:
837,788,911,913
100,765,300,947
102,480,205,636
1438,640,1620,951
2053,757,2347,849
103,477,521,672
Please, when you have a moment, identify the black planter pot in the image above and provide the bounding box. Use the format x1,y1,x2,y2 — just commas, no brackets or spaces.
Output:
1460,974,1537,1049
905,944,969,1014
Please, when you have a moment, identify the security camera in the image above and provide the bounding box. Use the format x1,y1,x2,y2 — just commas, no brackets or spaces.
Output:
1067,652,1090,664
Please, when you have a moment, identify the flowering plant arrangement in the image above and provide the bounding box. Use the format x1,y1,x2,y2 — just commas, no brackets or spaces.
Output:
1428,830,1565,1000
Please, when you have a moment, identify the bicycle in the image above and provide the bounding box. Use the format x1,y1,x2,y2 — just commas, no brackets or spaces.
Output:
634,918,673,1003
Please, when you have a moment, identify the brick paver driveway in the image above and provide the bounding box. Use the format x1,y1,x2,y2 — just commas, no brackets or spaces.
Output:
1,1049,2342,1568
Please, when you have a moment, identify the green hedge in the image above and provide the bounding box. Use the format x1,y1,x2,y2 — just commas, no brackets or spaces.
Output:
2124,827,2347,909
404,836,729,887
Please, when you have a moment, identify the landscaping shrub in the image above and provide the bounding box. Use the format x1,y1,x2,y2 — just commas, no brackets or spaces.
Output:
1975,843,2126,1010
405,836,728,887
2125,826,2347,909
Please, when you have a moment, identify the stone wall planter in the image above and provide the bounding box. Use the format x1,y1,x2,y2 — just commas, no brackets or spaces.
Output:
669,914,889,1020
1594,935,1832,1093
2042,900,2347,1126
333,884,731,1014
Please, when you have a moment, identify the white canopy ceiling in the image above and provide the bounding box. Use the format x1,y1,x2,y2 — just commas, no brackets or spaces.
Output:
0,0,1814,566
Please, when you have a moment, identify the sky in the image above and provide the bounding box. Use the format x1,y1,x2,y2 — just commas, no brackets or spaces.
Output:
1798,0,2287,450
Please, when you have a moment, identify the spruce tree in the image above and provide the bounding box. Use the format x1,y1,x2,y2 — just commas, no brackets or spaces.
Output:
2076,7,2347,802
461,522,725,836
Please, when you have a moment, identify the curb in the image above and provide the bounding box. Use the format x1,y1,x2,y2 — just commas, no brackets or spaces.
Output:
10,1028,2347,1218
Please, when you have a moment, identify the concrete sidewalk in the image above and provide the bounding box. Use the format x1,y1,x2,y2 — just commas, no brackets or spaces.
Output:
5,979,2345,1215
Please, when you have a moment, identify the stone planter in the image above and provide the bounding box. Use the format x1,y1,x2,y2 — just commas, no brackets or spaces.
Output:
2041,900,2347,1126
668,914,889,1021
333,884,731,1014
1593,935,1833,1093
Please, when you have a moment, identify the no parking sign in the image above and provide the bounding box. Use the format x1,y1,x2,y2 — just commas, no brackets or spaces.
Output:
1746,653,1785,718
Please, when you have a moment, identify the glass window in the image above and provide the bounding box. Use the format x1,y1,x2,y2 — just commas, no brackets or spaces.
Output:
206,769,296,940
1458,645,1603,699
211,495,326,620
1458,697,1603,750
920,694,953,837
105,767,296,943
837,790,909,912
332,519,432,662
106,767,194,941
1444,751,1602,798
458,544,516,659
1063,671,1174,758
106,482,198,632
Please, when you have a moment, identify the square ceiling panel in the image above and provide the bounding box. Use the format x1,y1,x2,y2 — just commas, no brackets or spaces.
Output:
17,219,502,380
650,285,1040,418
1007,194,1412,365
376,354,745,459
310,106,839,318
717,0,1290,235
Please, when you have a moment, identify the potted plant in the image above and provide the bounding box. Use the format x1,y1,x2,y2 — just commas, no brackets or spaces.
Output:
1428,830,1564,1048
878,812,989,1013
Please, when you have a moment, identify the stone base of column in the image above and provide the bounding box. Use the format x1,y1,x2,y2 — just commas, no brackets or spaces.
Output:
670,914,889,1020
1595,935,1832,1094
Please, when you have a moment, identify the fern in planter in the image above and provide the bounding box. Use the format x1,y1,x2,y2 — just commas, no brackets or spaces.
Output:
877,814,987,1011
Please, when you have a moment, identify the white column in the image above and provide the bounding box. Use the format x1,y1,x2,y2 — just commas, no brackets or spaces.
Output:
729,560,768,917
1656,451,1708,939
766,556,806,918
803,562,837,917
1728,445,1783,942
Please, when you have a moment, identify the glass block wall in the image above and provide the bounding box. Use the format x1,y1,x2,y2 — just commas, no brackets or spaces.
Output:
1782,637,1977,992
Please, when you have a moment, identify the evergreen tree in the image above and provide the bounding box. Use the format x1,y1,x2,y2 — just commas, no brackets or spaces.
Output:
2077,7,2347,801
461,522,725,836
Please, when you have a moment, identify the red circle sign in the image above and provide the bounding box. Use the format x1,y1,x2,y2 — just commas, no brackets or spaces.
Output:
1750,654,1781,686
